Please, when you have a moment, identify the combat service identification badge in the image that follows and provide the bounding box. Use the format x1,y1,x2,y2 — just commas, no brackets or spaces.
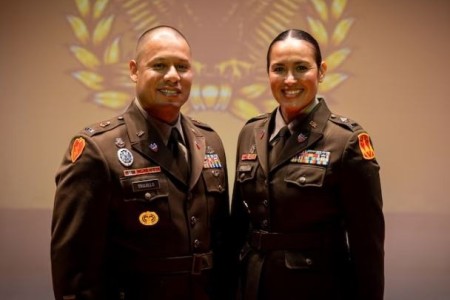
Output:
117,148,134,167
70,137,86,163
358,133,375,160
139,211,159,226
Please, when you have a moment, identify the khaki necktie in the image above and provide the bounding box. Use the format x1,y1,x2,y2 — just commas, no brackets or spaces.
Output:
269,126,290,167
168,127,189,180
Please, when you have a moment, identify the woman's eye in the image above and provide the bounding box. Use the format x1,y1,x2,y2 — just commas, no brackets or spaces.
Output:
296,65,308,72
273,66,285,73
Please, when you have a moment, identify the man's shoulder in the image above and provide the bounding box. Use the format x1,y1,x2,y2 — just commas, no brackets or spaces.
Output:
245,113,270,125
188,117,213,131
82,115,126,137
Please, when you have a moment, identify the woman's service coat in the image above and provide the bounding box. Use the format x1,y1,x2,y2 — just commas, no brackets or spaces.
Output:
231,99,384,300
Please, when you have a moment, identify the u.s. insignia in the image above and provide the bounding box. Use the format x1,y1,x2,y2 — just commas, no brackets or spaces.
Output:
117,148,134,167
139,211,159,226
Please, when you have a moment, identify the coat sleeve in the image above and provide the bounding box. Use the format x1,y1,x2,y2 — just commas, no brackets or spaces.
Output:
339,130,385,300
51,135,111,300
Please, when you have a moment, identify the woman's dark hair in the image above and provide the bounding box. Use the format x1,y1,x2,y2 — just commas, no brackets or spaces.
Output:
266,29,322,73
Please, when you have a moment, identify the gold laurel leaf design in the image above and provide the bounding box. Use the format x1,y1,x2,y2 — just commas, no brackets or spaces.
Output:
75,0,90,17
311,0,329,21
73,71,104,90
240,84,268,100
331,0,348,20
325,48,350,72
67,16,89,44
70,46,101,69
230,99,262,121
319,73,347,92
94,91,130,109
192,61,205,74
93,15,114,46
189,85,207,111
93,0,109,19
216,85,232,110
307,17,329,45
103,37,120,64
332,18,354,45
262,99,278,113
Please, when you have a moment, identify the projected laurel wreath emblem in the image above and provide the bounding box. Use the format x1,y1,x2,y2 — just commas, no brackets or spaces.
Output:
66,0,353,120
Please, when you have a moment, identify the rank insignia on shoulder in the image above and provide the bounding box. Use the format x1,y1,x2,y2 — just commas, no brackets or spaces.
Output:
241,153,257,161
139,211,159,226
358,133,376,160
203,154,222,168
70,137,86,163
291,150,330,166
117,148,134,167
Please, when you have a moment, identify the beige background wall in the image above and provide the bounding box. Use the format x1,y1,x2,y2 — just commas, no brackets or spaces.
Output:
1,0,449,298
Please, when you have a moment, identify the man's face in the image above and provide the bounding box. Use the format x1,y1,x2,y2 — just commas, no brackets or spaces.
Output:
130,30,193,123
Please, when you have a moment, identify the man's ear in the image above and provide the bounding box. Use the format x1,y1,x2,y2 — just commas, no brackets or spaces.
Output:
129,60,138,82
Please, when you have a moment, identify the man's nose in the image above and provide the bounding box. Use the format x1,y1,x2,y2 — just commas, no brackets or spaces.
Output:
164,65,180,82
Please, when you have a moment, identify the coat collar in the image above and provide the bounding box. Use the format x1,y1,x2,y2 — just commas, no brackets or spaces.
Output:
253,98,331,174
123,102,205,188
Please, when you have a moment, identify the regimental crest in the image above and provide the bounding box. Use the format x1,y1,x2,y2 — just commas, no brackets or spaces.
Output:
65,0,355,120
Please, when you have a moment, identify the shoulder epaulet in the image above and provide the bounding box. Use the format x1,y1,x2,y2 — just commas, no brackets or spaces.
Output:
245,113,270,125
329,113,362,132
190,118,213,131
83,115,125,137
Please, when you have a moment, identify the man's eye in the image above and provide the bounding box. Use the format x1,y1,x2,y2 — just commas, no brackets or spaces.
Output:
152,63,165,70
176,64,189,72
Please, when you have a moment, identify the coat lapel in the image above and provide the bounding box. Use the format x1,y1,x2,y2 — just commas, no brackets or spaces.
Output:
182,116,206,189
124,102,188,185
254,117,270,176
270,99,331,171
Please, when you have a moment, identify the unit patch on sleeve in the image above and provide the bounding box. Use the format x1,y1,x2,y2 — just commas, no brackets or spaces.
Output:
358,133,376,160
291,150,330,166
70,137,86,163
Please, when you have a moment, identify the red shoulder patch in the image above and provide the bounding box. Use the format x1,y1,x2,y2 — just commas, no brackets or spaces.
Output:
358,133,375,160
70,137,86,163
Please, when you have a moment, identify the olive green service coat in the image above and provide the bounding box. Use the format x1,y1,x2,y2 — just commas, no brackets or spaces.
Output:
231,99,384,300
51,101,231,300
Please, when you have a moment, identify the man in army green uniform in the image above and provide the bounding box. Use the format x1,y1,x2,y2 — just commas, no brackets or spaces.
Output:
51,26,231,300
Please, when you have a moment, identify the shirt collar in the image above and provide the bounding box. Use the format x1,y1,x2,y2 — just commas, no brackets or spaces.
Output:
270,97,319,142
134,98,185,145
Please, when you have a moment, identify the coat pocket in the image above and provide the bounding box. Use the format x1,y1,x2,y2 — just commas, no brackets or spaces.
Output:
284,165,326,188
202,168,226,193
284,251,316,270
236,162,257,183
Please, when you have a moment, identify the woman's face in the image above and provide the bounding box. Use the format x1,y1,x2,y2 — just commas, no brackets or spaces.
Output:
268,37,326,122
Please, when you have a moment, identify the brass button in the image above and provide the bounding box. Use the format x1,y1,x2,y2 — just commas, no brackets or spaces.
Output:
299,176,306,184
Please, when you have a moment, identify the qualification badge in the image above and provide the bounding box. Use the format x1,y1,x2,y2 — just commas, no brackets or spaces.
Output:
117,148,134,167
139,211,159,226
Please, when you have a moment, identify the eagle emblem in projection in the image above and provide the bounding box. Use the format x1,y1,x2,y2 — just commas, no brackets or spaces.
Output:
66,0,354,120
